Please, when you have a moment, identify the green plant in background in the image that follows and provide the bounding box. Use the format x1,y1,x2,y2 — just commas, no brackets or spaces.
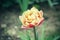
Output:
18,0,30,12
40,22,46,40
54,36,60,40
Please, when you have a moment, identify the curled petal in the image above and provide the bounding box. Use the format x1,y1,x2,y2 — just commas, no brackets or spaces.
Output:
39,10,43,17
38,18,44,25
19,16,23,23
19,16,22,20
19,16,26,25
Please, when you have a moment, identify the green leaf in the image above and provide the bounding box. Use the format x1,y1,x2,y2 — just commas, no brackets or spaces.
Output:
26,30,31,40
40,22,47,40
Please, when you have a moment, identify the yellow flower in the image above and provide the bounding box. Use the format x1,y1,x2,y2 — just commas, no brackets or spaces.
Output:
19,7,44,29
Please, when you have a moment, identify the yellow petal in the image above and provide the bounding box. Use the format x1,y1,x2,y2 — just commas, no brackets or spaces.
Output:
39,10,43,17
19,16,25,25
31,7,39,12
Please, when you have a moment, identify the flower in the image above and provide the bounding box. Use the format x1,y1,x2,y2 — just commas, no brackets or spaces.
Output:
19,7,44,29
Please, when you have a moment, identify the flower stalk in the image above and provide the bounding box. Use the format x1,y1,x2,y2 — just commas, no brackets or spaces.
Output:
33,27,37,40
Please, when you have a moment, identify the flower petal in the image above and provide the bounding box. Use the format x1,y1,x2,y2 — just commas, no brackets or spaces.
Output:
28,23,35,28
38,18,44,25
39,10,43,17
19,16,26,25
21,25,28,30
19,16,23,23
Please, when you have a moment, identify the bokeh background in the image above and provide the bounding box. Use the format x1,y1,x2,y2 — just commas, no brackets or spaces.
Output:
0,0,60,40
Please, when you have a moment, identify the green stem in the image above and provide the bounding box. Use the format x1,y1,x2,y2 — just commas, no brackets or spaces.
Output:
33,27,37,40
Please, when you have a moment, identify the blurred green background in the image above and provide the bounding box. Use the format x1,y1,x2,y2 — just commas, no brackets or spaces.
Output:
0,0,60,40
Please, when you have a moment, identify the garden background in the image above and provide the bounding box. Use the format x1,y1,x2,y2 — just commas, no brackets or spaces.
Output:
0,0,60,40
